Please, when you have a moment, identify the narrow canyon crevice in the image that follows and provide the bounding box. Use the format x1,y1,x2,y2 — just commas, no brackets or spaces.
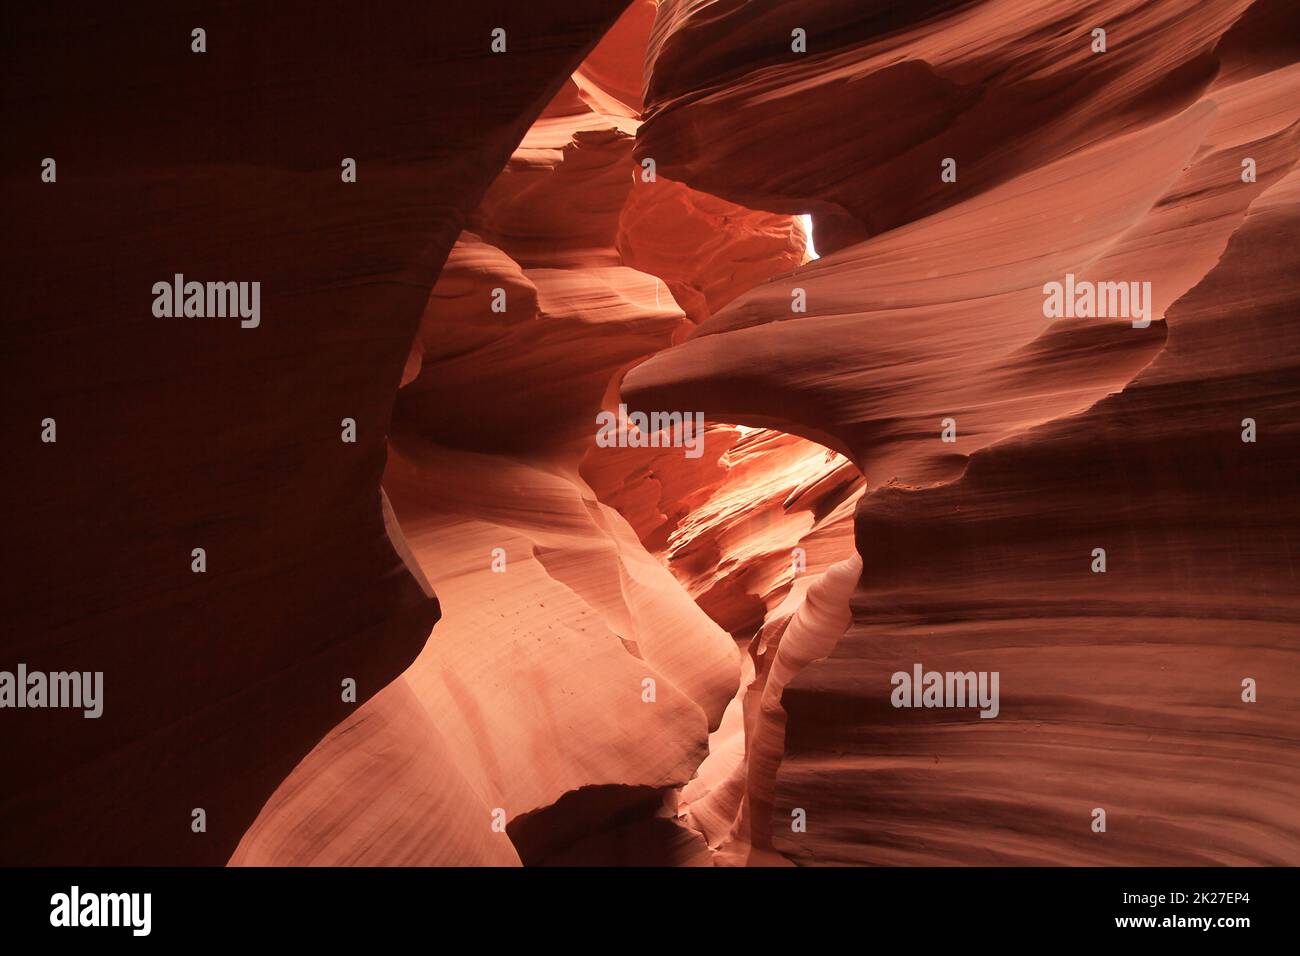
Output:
231,1,873,866
11,0,1298,873
231,0,1300,867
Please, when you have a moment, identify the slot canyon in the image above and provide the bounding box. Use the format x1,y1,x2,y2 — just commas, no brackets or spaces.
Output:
4,0,1299,869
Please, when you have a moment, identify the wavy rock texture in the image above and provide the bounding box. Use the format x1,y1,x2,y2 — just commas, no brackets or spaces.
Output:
639,0,1258,250
777,163,1300,865
235,1,802,866
625,0,1300,864
12,0,1297,868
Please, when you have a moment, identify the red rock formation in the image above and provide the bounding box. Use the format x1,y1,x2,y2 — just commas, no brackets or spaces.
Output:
777,165,1300,864
639,0,1257,251
2,0,631,865
625,0,1300,865
234,1,781,866
11,0,1300,869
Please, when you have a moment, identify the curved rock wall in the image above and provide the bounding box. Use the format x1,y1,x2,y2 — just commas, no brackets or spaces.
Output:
3,0,631,866
10,0,1298,867
626,0,1300,865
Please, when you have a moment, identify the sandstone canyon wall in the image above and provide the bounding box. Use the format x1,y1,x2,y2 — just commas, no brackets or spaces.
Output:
625,0,1300,864
2,0,631,865
4,0,1298,867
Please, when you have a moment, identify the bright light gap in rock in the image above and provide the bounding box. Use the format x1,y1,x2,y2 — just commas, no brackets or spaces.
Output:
801,213,819,260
